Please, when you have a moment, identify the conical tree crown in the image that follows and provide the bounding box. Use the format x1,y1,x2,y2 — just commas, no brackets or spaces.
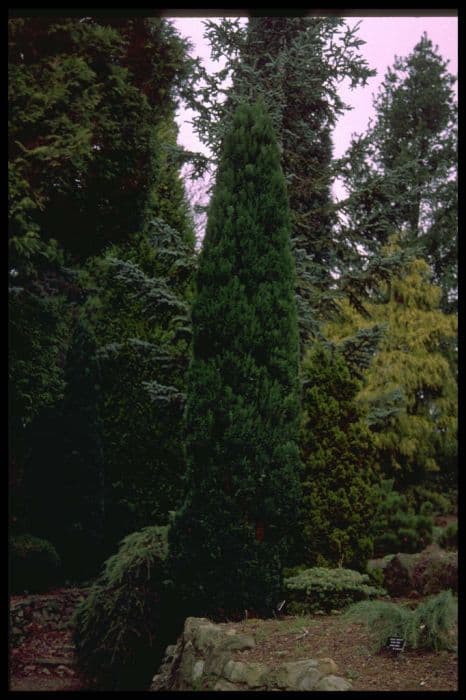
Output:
169,101,301,618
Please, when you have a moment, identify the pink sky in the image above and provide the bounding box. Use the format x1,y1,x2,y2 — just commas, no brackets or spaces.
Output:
170,15,457,223
171,16,457,159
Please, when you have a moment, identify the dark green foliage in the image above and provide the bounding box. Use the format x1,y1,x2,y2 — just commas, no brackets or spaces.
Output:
437,523,457,551
8,17,192,259
372,480,433,556
84,213,194,554
168,101,301,618
73,525,173,691
284,567,385,614
10,534,61,594
55,321,105,579
344,590,457,652
338,34,457,313
300,343,379,569
333,323,387,380
405,484,456,517
186,18,375,343
8,17,196,564
9,281,70,525
18,320,105,582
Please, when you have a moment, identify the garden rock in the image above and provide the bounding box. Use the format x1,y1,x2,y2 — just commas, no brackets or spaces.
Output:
374,545,457,596
315,675,353,691
150,617,351,691
382,552,422,596
412,548,457,595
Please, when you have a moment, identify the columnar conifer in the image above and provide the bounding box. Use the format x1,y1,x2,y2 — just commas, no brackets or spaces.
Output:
169,101,301,617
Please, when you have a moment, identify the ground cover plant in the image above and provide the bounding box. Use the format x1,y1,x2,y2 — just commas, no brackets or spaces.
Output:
344,590,457,652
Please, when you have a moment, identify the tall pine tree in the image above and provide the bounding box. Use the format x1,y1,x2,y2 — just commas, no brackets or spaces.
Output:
169,101,301,618
185,17,375,344
337,34,457,313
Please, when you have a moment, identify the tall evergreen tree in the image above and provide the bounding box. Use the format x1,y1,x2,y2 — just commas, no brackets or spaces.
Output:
9,17,197,557
300,343,379,570
169,101,301,618
19,319,105,581
337,34,457,313
185,17,375,344
326,242,457,489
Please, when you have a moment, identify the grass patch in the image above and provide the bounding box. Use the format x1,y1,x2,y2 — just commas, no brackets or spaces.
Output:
344,590,457,653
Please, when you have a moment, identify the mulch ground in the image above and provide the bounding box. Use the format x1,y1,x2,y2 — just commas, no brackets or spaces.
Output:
9,622,84,692
223,608,458,692
9,590,458,692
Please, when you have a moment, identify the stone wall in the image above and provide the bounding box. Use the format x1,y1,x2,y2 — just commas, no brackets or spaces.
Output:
151,617,352,692
10,589,89,647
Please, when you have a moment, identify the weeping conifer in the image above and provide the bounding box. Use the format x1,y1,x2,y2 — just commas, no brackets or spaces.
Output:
168,101,301,618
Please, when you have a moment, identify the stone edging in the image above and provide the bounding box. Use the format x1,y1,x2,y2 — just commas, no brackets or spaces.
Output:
10,589,90,647
151,617,352,691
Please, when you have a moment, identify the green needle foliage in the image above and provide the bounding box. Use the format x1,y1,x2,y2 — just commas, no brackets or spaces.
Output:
300,343,379,569
326,242,457,487
187,17,375,343
344,590,457,652
168,101,301,619
338,33,457,313
73,525,171,690
372,479,433,556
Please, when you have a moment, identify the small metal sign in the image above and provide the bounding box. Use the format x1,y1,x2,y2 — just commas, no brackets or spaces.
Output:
387,636,406,653
273,599,287,618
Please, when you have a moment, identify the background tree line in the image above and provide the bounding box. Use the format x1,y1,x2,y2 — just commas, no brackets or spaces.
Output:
9,15,456,598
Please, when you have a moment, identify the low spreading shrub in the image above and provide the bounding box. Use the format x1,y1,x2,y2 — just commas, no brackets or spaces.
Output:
284,567,385,614
10,534,61,593
73,525,175,691
372,480,433,556
344,590,457,652
405,485,456,517
365,558,393,588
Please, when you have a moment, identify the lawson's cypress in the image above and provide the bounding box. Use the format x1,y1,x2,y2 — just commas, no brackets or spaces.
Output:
168,101,301,618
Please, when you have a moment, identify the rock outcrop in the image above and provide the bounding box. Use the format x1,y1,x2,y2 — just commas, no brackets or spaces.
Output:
368,545,458,597
150,617,351,691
